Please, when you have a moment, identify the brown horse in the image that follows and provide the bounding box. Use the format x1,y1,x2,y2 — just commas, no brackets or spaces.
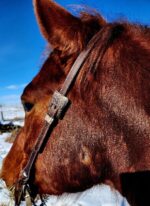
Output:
1,0,150,205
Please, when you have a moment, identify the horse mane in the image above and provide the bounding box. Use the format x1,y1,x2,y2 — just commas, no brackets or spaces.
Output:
76,18,150,105
80,23,125,88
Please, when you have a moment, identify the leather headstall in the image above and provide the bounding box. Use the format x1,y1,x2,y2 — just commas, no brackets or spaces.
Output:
13,29,102,206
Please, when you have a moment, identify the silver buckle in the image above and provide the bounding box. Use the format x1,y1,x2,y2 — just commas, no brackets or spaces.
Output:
46,91,69,121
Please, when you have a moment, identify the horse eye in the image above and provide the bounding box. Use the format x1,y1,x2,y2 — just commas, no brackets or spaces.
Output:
22,102,34,112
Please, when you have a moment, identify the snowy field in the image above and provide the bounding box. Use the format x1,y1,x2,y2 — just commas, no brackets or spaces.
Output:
0,105,130,206
0,105,24,125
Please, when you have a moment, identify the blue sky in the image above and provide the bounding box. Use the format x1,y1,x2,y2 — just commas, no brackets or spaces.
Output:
0,0,150,105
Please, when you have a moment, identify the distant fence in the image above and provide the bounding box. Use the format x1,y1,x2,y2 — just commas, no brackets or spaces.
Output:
0,105,25,122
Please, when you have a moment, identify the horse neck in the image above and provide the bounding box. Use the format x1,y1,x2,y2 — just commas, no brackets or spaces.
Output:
100,84,150,171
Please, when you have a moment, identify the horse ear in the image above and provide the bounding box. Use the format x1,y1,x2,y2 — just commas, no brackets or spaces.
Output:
33,0,85,54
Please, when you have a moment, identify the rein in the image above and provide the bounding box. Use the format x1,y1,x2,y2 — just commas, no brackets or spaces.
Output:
13,29,102,206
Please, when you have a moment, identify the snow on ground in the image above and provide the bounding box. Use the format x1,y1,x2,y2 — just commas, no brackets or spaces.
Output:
0,105,130,206
0,104,24,126
0,133,12,169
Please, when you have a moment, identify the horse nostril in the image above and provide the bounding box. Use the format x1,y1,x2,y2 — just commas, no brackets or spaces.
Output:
22,102,34,113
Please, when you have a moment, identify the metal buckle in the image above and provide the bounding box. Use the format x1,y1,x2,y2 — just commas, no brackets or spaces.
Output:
13,170,29,205
46,91,69,120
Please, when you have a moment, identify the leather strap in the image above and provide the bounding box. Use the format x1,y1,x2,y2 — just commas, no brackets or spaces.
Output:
14,29,102,205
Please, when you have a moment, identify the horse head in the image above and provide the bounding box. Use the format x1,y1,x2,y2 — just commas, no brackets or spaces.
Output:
1,0,150,205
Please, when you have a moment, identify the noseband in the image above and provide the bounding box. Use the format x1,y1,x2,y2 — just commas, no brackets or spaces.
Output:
13,29,102,205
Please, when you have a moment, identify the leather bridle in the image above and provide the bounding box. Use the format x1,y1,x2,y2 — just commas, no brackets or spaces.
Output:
13,29,102,206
